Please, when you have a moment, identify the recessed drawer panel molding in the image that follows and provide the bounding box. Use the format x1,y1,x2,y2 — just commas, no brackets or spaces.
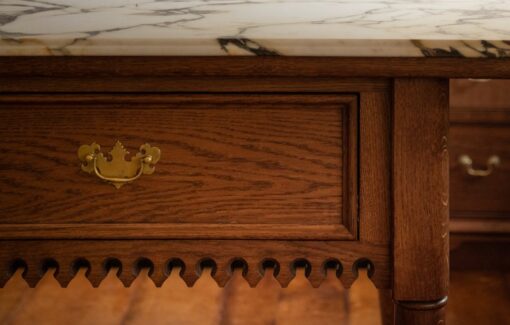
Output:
0,94,358,240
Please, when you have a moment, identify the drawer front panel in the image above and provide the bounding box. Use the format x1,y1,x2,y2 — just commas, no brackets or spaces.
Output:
450,124,510,218
0,94,358,240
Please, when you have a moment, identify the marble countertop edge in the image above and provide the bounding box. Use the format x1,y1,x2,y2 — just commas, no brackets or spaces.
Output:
1,38,510,57
2,0,510,57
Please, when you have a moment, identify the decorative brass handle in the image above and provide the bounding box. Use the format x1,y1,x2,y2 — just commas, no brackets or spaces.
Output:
458,154,500,177
78,141,160,189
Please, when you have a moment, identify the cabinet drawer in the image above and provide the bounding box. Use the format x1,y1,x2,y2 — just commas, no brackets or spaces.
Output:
0,94,358,240
450,124,510,218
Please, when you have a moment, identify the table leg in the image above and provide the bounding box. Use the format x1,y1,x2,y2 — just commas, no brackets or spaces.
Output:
394,298,447,325
392,78,450,325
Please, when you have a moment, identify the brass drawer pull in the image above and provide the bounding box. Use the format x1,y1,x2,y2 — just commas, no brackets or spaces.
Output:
78,141,161,189
458,155,500,177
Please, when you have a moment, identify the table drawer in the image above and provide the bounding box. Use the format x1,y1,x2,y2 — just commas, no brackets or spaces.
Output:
450,124,510,218
0,93,358,240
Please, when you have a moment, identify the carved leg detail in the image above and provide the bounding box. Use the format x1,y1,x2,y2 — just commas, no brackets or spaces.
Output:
395,297,448,325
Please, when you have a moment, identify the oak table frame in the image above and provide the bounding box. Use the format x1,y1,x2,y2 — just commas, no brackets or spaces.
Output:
1,56,509,324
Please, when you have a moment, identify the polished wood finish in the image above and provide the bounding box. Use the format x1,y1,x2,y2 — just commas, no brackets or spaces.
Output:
0,56,467,324
450,125,510,220
450,79,510,112
395,300,447,325
0,94,357,240
0,240,390,290
449,77,510,282
359,91,392,246
449,79,510,243
393,78,449,300
449,79,510,128
392,78,449,323
0,267,382,325
1,57,510,79
0,77,391,93
0,75,393,295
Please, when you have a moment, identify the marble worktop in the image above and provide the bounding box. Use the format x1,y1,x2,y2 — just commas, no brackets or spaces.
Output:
1,0,510,57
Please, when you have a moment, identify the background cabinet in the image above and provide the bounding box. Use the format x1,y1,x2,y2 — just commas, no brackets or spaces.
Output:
450,79,510,271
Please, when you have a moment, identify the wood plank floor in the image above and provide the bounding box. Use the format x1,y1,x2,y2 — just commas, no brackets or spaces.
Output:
0,268,509,325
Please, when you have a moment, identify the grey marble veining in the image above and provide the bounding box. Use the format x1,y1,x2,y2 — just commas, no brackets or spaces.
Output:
1,0,510,57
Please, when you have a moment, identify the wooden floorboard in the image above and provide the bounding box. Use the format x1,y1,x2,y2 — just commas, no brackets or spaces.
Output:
0,268,508,325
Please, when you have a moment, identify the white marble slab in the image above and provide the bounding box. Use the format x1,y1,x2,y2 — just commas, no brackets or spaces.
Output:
1,0,510,57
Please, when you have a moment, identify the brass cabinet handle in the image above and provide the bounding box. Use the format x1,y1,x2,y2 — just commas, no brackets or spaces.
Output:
78,141,161,189
458,154,500,177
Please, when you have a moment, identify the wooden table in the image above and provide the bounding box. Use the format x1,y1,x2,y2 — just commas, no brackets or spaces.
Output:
0,1,509,324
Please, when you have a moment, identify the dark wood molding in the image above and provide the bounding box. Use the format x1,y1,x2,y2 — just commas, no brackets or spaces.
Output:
1,57,510,79
0,240,391,289
0,224,354,240
396,296,448,311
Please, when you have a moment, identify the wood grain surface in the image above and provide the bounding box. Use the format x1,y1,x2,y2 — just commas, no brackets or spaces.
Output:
449,78,510,239
395,302,446,325
1,57,510,79
0,94,358,240
0,63,401,319
359,91,391,246
1,268,509,325
392,78,449,303
450,124,510,219
0,266,385,325
0,77,390,93
0,240,390,290
450,79,510,112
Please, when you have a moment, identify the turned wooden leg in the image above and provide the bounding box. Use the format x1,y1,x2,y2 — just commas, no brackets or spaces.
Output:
392,78,449,325
380,292,447,325
378,289,394,325
394,297,447,325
